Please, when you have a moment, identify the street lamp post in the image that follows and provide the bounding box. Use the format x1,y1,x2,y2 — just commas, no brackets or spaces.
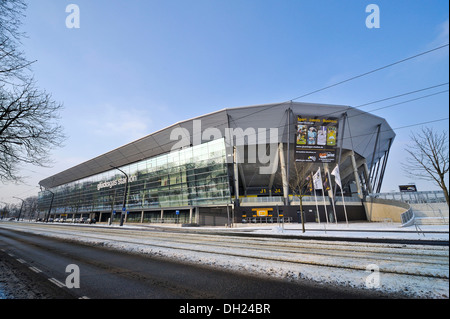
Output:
13,197,25,221
45,190,55,223
110,165,129,227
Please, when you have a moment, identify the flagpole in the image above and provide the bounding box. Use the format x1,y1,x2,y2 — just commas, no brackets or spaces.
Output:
314,168,329,224
324,164,338,224
331,164,348,225
330,195,338,224
341,186,348,225
312,172,321,224
321,191,329,224
313,176,326,233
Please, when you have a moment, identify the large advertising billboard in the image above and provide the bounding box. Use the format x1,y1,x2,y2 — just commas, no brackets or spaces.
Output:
295,115,338,163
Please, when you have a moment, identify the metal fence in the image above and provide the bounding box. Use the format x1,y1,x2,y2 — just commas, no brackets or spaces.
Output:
240,195,362,204
370,190,446,204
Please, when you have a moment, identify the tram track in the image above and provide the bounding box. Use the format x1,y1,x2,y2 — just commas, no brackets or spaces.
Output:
3,222,446,257
1,222,448,281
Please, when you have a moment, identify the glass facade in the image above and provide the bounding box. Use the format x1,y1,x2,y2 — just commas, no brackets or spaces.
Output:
38,138,231,215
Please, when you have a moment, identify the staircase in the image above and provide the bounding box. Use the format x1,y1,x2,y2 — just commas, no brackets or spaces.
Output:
411,203,449,225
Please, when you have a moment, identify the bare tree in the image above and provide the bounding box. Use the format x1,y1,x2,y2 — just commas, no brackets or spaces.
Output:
288,162,313,232
0,201,10,219
0,0,33,82
402,127,449,206
0,0,65,182
23,195,37,220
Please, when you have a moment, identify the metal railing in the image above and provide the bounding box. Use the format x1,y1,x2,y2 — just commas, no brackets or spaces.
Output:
240,195,362,204
370,190,446,204
400,208,415,227
240,197,284,203
146,217,188,224
242,217,293,224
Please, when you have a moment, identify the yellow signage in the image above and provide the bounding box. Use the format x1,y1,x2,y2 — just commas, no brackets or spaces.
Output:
251,208,273,217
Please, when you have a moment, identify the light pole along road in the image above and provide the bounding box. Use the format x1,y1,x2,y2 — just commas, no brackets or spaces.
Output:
110,165,128,227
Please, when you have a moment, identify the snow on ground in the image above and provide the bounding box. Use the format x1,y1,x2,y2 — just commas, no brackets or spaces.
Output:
1,221,449,298
93,220,450,241
237,221,450,241
103,222,449,299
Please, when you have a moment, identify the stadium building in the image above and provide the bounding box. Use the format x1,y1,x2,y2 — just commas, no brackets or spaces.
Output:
38,102,395,226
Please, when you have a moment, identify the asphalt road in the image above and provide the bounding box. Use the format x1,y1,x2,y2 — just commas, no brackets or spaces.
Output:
0,227,404,300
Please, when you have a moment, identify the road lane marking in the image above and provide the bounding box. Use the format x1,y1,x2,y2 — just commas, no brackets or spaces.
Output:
48,278,66,288
16,258,26,264
29,266,42,273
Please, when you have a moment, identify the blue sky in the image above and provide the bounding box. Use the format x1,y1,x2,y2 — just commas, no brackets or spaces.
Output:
1,0,448,203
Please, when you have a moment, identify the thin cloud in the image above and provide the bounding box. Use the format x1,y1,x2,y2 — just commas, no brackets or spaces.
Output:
87,104,151,143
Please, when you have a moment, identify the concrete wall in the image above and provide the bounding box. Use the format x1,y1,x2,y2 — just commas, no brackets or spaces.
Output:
364,197,410,222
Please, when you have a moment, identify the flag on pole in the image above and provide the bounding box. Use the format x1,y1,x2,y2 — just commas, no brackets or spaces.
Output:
323,173,330,191
313,168,323,190
332,164,348,224
331,164,342,188
306,175,313,192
